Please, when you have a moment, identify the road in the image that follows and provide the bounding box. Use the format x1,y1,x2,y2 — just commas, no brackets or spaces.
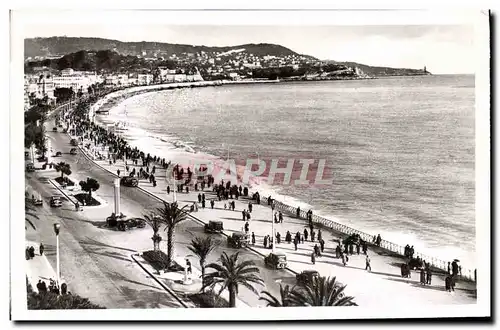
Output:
25,115,289,308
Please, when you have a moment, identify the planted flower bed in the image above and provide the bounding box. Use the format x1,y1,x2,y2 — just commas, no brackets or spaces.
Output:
142,250,185,272
189,291,229,308
73,193,101,206
54,176,75,187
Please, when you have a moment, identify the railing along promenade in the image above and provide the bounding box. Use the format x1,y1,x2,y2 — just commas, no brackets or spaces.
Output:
259,196,476,282
60,81,477,284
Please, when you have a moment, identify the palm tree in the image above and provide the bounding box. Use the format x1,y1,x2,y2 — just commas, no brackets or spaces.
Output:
79,177,100,202
188,236,219,291
203,252,264,308
288,276,357,307
54,162,71,179
155,201,188,270
141,213,163,251
259,284,294,307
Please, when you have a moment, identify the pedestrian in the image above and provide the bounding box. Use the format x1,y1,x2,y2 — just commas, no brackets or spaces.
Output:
167,186,171,194
276,232,281,244
317,229,322,242
341,252,347,266
251,232,256,245
264,235,268,248
365,254,372,272
311,252,316,265
186,259,192,276
314,244,320,257
279,211,283,223
242,210,247,221
303,228,309,241
29,246,35,258
311,230,315,242
153,180,157,187
319,239,325,253
286,231,292,243
445,275,452,292
117,169,120,177
202,193,206,201
224,203,227,210
198,193,202,203
210,200,215,209
447,262,451,275
37,280,43,292
335,245,341,258
349,244,354,255
248,202,252,213
244,221,249,234
356,243,360,255
201,200,205,208
426,266,432,285
61,283,68,295
296,206,300,218
246,211,251,221
274,213,278,223
293,237,298,251
39,242,44,256
362,241,368,255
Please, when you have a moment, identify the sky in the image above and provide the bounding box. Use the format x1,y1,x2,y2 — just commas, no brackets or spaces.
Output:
16,10,481,74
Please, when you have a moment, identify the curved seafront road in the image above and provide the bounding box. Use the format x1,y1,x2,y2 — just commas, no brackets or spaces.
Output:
25,118,288,308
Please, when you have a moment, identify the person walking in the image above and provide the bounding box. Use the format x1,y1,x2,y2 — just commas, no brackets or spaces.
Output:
39,242,44,256
251,232,256,245
319,239,325,253
276,232,281,244
244,221,250,234
248,202,253,213
365,254,372,272
263,235,268,249
341,252,348,266
362,241,368,255
274,213,278,223
296,206,301,218
197,193,202,203
210,200,215,209
201,200,206,208
293,237,298,251
279,211,283,223
426,266,432,285
246,210,251,221
311,230,316,242
311,252,316,265
303,228,309,241
356,243,360,255
317,229,322,242
314,244,320,257
419,267,426,285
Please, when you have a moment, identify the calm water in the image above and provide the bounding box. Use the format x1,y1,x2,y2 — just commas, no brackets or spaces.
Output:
99,75,476,267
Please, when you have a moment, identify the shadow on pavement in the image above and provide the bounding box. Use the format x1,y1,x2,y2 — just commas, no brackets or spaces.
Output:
79,237,138,253
106,270,161,291
118,285,185,309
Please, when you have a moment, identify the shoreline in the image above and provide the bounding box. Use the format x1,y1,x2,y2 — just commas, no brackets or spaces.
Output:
75,82,476,282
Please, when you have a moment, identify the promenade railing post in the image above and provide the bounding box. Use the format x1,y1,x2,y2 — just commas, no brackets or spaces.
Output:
271,201,275,253
114,178,121,215
53,223,61,295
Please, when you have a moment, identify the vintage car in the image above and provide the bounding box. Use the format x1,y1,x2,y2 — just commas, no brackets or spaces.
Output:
120,176,139,187
70,139,79,146
50,196,62,208
32,196,43,206
126,218,146,229
204,220,224,234
227,232,250,249
264,252,287,269
106,213,127,228
55,151,62,157
296,270,319,286
52,127,58,132
26,163,35,173
69,148,78,155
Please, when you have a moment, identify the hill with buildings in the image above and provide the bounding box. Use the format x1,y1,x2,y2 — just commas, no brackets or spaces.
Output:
24,37,314,60
332,61,431,76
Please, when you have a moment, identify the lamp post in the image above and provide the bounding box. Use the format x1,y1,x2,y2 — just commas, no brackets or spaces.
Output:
271,201,275,253
53,223,61,294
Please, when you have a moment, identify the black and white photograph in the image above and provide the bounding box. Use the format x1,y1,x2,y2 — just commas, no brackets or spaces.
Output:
8,7,491,322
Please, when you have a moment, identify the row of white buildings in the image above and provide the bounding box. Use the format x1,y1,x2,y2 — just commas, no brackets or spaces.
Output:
24,68,204,110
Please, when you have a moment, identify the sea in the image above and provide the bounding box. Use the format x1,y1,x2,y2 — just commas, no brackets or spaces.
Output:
96,75,476,269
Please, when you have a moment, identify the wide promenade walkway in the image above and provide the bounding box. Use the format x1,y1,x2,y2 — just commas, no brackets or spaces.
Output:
72,130,477,308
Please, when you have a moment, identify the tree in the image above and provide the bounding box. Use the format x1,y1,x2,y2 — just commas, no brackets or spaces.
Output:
203,252,264,308
55,162,72,179
79,177,100,201
155,201,188,270
259,284,294,307
141,213,164,251
288,276,357,307
54,87,75,103
188,236,219,292
34,131,47,158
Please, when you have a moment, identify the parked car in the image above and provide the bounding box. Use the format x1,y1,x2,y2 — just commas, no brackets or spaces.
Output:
26,163,35,173
204,220,224,234
50,196,62,208
227,232,250,249
70,139,78,146
55,151,62,157
120,176,139,187
296,270,319,286
32,196,43,206
52,127,58,132
264,252,287,269
126,218,146,229
69,148,78,155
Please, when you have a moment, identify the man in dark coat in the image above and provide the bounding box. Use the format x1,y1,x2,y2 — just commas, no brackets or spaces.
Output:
248,202,252,213
293,237,298,251
296,207,301,218
198,193,202,203
311,230,315,242
276,232,281,244
251,232,256,245
303,228,309,241
319,239,325,253
210,200,215,209
39,243,44,256
311,252,316,265
314,244,320,257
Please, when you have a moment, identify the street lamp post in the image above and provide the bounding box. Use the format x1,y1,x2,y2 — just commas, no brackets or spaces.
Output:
53,223,61,294
271,201,275,253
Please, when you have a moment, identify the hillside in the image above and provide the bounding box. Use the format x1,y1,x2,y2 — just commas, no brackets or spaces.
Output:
334,61,431,76
24,37,314,60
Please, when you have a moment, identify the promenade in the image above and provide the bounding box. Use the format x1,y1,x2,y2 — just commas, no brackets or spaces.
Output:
71,125,477,307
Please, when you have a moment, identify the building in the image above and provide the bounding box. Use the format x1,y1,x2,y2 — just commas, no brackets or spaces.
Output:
52,69,99,92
